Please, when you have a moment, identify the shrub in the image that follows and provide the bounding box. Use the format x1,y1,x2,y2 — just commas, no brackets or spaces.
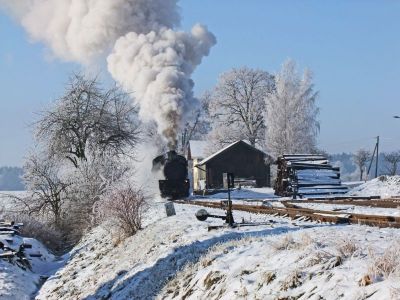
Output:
368,242,400,279
271,234,295,251
8,214,63,253
335,236,358,258
99,184,148,237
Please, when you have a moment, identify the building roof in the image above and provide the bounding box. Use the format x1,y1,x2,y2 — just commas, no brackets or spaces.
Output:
196,140,266,166
188,140,207,159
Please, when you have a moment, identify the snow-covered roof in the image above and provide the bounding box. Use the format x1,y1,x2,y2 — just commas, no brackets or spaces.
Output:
196,140,266,166
189,140,207,159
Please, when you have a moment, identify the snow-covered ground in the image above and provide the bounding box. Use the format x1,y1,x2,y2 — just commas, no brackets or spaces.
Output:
3,178,400,299
0,191,27,213
348,176,400,198
36,202,400,300
0,232,63,300
291,202,400,217
0,191,65,299
205,187,277,200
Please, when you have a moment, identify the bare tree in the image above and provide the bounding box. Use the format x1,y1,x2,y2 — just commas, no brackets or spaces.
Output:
36,73,140,168
265,59,319,158
21,74,142,246
354,149,371,181
207,67,274,149
383,151,400,176
22,153,71,229
178,93,210,155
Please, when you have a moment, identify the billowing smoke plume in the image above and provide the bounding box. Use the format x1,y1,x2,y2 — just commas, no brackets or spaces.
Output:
108,25,215,147
1,0,216,148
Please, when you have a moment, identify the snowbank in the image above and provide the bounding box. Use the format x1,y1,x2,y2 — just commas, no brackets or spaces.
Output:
348,176,400,198
36,202,400,300
0,233,60,300
161,227,400,300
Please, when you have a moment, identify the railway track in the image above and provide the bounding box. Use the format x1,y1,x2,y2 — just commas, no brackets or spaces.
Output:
174,200,400,228
285,198,400,209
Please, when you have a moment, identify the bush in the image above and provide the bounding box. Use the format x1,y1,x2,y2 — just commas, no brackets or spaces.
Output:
5,214,64,254
368,242,400,279
99,184,148,237
335,236,358,258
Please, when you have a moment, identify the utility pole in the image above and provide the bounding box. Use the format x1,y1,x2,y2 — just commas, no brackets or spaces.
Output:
375,136,379,178
367,136,380,179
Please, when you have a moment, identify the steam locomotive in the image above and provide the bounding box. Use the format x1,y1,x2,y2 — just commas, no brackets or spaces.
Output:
152,150,190,199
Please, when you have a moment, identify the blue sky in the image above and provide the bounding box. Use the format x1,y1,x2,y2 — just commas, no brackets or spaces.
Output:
1,1,400,166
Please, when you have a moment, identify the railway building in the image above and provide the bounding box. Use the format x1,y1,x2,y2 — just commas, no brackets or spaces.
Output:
187,140,272,192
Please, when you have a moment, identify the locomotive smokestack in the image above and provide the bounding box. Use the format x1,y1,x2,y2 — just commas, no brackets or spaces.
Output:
167,150,177,160
167,140,178,152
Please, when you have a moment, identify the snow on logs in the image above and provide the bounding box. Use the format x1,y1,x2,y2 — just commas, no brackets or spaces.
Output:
274,154,348,197
0,220,36,270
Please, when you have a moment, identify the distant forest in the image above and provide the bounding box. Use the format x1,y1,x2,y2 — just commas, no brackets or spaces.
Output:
0,167,25,191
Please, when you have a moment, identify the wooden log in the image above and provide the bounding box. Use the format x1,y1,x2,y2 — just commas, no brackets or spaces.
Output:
29,253,42,258
0,252,15,259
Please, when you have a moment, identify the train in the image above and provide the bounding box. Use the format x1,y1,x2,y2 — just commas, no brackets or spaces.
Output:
152,150,190,199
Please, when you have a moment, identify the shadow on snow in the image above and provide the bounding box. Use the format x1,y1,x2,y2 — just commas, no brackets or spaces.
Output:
82,224,328,300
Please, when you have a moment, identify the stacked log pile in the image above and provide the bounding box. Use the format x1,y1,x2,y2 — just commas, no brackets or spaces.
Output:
274,154,348,197
0,220,37,270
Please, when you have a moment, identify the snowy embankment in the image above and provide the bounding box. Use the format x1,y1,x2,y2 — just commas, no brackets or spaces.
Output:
0,232,62,300
37,202,400,300
0,191,64,299
348,176,400,198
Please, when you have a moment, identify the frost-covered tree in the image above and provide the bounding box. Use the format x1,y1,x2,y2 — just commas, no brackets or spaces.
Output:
265,59,319,158
383,151,400,176
23,74,141,245
22,152,71,229
354,149,371,181
206,67,274,151
178,93,211,155
36,74,140,168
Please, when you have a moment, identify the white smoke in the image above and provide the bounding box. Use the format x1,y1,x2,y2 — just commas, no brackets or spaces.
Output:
108,25,215,147
0,0,216,147
1,0,180,64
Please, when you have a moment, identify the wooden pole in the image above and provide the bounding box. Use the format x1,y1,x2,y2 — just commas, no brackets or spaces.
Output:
375,136,379,178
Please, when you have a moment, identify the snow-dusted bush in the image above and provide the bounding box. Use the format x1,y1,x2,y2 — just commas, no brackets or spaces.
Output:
334,236,358,258
261,271,276,285
271,234,295,251
368,242,400,279
16,216,63,253
98,184,148,237
0,209,63,253
271,233,312,252
280,269,302,291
